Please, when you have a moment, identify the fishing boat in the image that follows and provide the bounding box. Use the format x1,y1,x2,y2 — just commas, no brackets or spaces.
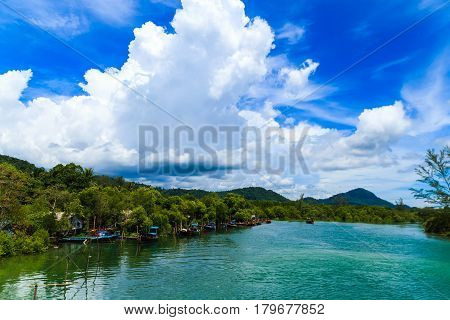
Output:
90,230,120,242
140,226,159,242
204,222,216,232
245,220,256,227
61,230,119,243
60,235,90,243
227,220,238,228
178,228,189,237
248,215,258,226
188,223,201,235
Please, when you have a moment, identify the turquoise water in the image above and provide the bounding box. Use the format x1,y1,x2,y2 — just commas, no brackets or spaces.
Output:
0,221,449,299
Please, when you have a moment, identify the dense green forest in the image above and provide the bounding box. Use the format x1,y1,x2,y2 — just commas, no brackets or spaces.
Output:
0,154,448,257
162,186,290,202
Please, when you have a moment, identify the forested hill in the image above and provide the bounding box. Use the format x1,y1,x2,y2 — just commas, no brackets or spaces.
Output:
304,188,394,208
162,187,290,202
219,187,290,202
0,154,44,175
0,154,144,189
1,154,394,206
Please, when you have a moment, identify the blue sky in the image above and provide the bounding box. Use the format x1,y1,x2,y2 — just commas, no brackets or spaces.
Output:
1,0,448,123
0,0,448,205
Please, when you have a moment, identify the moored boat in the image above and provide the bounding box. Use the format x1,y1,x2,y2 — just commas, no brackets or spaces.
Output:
306,218,315,224
188,223,201,235
245,220,256,226
204,222,216,232
60,235,90,243
178,228,189,237
140,226,159,242
61,230,119,243
227,220,238,228
90,230,120,242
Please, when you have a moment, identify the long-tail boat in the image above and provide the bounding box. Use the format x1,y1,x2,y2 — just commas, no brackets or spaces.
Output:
188,223,201,235
60,235,90,243
62,230,118,243
204,222,216,232
140,226,159,242
89,230,120,242
227,220,238,228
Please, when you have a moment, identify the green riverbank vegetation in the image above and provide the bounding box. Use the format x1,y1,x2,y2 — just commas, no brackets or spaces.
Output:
1,146,448,257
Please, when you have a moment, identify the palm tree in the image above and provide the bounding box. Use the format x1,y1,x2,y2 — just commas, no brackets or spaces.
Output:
84,168,94,181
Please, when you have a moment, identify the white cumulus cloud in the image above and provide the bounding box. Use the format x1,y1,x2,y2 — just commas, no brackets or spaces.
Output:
0,0,444,206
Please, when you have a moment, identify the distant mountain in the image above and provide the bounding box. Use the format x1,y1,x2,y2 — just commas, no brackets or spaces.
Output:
304,188,394,208
162,187,290,202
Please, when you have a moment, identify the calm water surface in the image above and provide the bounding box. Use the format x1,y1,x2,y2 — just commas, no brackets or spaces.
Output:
1,221,449,299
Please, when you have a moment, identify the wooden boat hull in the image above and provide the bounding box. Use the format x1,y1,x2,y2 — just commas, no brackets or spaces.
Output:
139,236,158,242
89,235,119,242
61,234,118,243
60,236,89,243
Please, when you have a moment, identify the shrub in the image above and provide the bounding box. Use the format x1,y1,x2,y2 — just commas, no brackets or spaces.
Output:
0,229,49,257
0,231,15,257
424,211,450,235
31,229,50,253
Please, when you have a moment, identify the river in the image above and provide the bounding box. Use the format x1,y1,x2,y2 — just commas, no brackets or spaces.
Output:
1,221,449,299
